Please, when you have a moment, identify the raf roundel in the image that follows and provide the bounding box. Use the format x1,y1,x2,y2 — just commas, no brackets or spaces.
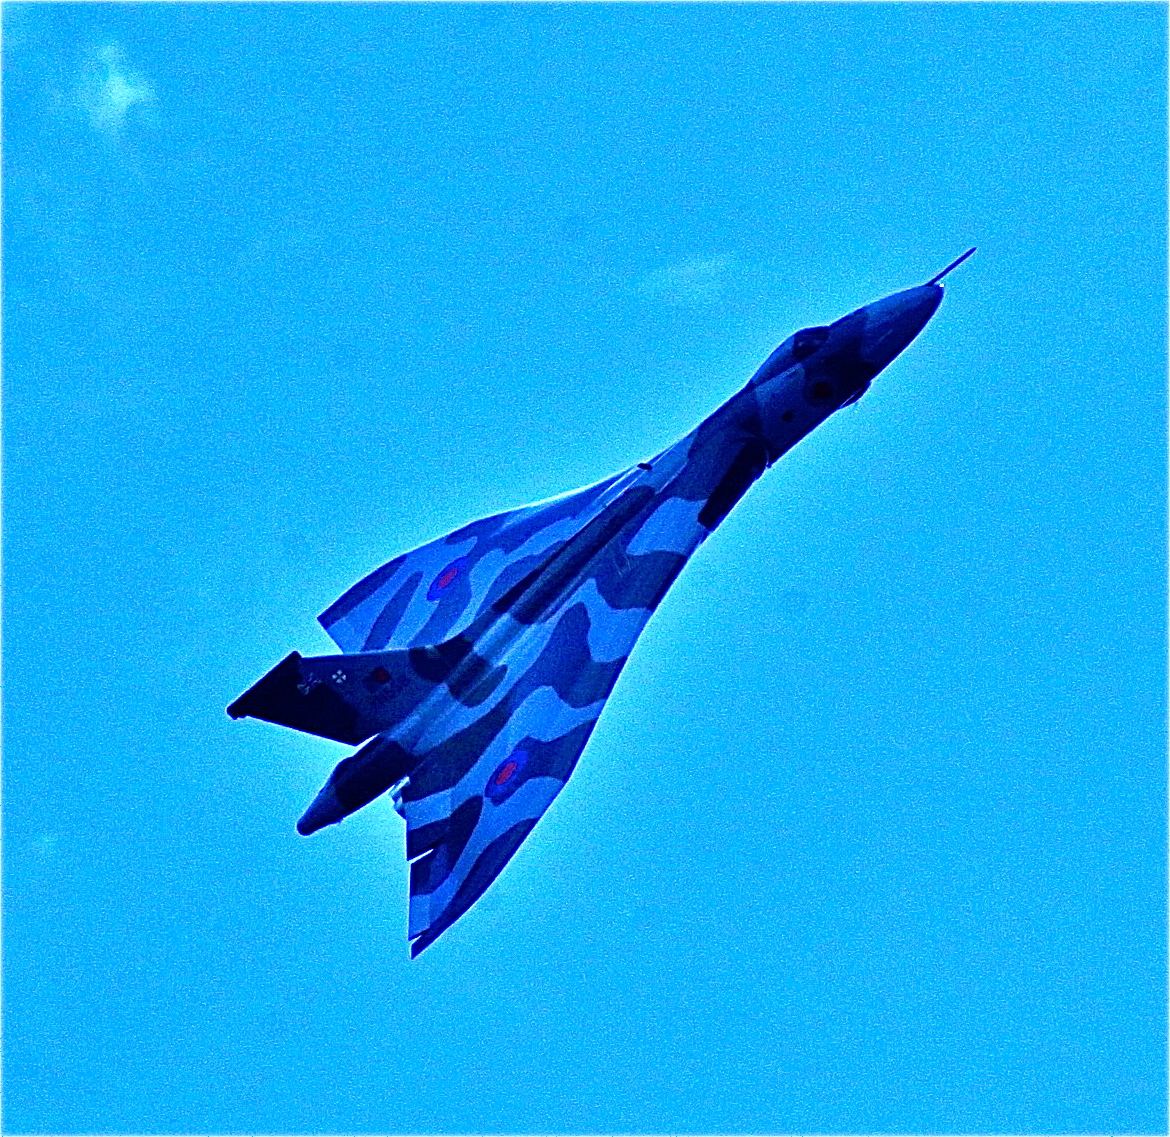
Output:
485,749,530,805
427,556,469,601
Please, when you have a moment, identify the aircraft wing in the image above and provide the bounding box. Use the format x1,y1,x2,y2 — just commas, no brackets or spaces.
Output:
401,667,605,957
318,469,635,654
399,487,711,955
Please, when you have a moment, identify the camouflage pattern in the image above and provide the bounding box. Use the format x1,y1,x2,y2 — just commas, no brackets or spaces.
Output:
230,278,949,956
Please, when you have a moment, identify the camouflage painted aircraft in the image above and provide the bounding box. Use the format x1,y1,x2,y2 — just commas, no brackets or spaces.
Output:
229,250,974,956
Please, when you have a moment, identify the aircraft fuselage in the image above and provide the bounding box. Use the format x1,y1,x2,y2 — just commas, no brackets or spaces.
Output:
291,280,947,837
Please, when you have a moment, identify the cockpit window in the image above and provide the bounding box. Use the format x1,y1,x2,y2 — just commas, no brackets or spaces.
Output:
791,326,830,360
747,325,831,386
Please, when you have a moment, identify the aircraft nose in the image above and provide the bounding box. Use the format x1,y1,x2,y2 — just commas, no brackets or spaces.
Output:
858,284,942,370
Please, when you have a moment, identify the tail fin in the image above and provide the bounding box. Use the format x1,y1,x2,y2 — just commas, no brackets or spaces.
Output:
228,648,435,745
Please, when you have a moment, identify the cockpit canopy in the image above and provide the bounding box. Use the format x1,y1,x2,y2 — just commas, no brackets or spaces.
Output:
748,325,831,386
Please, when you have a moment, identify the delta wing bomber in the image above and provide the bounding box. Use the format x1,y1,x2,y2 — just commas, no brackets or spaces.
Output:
230,250,974,955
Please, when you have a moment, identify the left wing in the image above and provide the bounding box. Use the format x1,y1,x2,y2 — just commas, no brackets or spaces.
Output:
399,478,714,954
402,675,605,956
318,469,634,655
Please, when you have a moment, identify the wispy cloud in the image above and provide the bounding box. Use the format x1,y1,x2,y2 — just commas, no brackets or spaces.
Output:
637,254,737,306
77,44,153,136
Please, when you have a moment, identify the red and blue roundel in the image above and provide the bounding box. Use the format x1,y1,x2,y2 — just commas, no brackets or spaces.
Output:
427,556,469,601
485,749,529,805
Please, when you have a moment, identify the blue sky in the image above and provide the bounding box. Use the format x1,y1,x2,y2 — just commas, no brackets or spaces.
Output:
3,3,1166,1133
